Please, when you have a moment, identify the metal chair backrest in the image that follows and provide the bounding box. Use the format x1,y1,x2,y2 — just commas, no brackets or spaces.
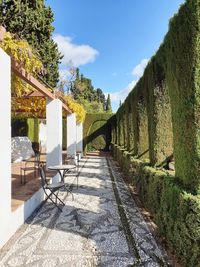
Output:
66,155,78,166
39,164,48,189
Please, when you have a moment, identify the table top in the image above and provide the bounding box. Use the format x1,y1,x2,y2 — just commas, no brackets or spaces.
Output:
48,164,76,170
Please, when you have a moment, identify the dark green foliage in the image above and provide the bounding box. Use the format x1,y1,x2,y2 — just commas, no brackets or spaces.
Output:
70,69,106,113
113,145,200,267
145,56,173,166
136,79,149,159
83,113,113,153
11,118,28,137
163,0,200,192
0,0,61,87
131,90,139,156
12,118,67,149
116,79,149,159
110,1,200,265
11,118,39,142
112,0,200,192
87,121,107,151
106,94,112,113
131,159,200,267
62,118,67,150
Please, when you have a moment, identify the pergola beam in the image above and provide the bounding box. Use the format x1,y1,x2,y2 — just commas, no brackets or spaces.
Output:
11,60,72,114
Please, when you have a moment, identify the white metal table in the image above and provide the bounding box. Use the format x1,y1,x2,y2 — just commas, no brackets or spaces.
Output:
48,164,76,183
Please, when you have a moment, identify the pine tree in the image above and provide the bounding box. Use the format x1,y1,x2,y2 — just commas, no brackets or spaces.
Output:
106,94,112,113
0,0,61,88
69,68,107,113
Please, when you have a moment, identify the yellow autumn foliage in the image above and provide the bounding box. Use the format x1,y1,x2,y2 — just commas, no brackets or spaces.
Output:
64,95,86,123
0,32,85,122
11,97,46,118
0,32,43,97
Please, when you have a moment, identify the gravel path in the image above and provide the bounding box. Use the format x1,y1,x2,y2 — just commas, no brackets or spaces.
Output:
0,156,170,267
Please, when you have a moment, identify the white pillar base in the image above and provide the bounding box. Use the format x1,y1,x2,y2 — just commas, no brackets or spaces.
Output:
46,99,63,168
0,48,11,248
67,113,77,158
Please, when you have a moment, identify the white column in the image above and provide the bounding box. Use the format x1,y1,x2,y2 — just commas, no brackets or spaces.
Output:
39,120,46,153
67,113,76,157
76,123,83,158
46,99,63,167
0,48,11,248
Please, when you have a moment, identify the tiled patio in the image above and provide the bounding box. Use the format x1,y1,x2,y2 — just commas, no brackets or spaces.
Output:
2,156,171,267
11,153,51,212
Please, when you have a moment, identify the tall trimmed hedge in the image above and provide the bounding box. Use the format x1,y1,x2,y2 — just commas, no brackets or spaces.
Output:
112,145,200,267
145,56,173,166
83,113,113,153
164,0,200,192
114,0,200,193
111,1,200,265
11,118,67,149
12,118,39,142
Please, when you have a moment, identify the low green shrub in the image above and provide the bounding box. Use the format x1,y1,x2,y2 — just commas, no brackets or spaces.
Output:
114,145,200,267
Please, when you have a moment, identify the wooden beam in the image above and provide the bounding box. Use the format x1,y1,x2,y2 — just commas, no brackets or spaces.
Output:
11,60,72,114
26,91,44,97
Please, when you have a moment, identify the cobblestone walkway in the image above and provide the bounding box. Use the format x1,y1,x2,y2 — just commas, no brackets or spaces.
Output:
0,156,170,267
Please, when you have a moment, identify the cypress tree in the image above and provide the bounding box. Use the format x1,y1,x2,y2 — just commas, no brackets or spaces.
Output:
106,94,112,113
0,0,61,88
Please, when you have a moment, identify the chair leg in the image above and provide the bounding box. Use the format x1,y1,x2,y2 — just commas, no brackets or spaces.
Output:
43,189,65,212
64,185,74,201
76,173,78,189
44,192,63,212
20,166,23,184
51,190,65,206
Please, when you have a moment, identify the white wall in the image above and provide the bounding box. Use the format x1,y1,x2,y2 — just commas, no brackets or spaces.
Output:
67,113,76,157
76,123,83,156
39,120,46,153
46,99,63,168
0,50,65,249
0,48,12,248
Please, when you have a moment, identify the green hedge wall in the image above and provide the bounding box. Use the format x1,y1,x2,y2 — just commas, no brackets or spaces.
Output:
62,118,67,150
113,0,200,193
12,118,39,142
111,1,200,265
164,0,200,192
27,118,39,142
83,113,113,154
145,56,173,166
113,145,200,267
12,118,67,149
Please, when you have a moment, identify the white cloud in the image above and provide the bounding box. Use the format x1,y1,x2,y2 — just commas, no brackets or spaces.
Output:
132,58,149,78
105,80,137,112
54,34,99,67
109,80,137,102
107,58,149,112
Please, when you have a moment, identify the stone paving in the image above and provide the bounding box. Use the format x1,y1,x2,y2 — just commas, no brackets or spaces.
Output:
0,156,171,267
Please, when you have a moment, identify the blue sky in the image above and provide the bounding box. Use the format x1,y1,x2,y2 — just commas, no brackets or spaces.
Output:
46,0,185,112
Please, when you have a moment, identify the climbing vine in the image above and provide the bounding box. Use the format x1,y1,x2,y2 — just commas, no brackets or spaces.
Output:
64,95,86,123
0,31,46,117
0,32,43,96
11,97,46,118
0,30,86,122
